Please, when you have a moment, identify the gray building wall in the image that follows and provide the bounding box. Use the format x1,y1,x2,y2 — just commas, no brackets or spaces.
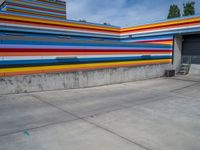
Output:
0,64,170,94
173,35,183,73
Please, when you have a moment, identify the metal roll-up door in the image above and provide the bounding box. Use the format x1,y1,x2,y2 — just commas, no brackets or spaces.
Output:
182,34,200,56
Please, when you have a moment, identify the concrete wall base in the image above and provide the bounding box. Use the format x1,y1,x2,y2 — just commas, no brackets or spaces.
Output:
0,64,170,94
173,35,182,73
190,64,200,74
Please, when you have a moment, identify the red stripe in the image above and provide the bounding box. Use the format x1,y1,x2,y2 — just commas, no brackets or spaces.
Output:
0,48,172,53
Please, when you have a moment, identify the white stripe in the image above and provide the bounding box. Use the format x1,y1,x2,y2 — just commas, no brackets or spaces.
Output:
0,23,119,36
122,37,173,42
1,44,171,50
121,24,200,36
122,38,173,42
1,22,200,37
2,54,172,60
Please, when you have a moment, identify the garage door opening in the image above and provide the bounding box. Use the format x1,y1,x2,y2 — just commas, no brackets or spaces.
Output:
183,34,200,56
178,34,200,75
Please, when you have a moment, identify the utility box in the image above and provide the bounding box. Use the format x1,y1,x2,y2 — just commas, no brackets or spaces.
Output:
165,70,175,77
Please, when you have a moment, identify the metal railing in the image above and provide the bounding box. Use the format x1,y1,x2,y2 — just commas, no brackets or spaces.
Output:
179,56,192,75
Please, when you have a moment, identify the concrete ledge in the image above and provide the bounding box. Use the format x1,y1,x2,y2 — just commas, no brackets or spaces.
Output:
0,64,170,94
190,64,200,74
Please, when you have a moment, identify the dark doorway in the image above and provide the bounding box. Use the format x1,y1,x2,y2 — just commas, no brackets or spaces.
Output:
182,34,200,64
182,34,200,56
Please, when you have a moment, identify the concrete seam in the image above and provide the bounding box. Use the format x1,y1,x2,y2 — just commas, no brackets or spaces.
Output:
164,77,200,83
0,88,173,138
85,94,172,118
30,94,160,150
171,82,200,92
0,118,80,137
1,93,155,150
83,118,152,150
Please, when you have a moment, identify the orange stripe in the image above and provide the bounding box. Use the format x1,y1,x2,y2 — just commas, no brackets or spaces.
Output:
0,14,119,32
144,41,173,45
122,16,200,31
2,60,172,77
1,14,200,34
121,21,200,34
3,18,200,35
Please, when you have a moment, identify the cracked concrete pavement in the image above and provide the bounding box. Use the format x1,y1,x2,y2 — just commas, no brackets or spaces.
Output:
0,71,200,150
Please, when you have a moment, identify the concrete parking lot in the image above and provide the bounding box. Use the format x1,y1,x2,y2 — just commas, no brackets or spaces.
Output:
0,67,200,150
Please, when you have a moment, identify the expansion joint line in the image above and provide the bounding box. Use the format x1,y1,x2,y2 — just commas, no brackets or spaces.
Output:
172,82,200,92
30,94,153,150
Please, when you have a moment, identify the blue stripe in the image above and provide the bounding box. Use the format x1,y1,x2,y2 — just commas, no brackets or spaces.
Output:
121,35,174,42
0,26,120,39
0,56,172,66
0,31,119,41
2,40,173,49
120,27,200,38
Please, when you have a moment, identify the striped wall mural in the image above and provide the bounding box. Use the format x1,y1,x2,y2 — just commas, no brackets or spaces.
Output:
0,34,173,76
120,15,200,37
0,0,66,20
2,1,200,77
0,13,120,41
1,13,200,40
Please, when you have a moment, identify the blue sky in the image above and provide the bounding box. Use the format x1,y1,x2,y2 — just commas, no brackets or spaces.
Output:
66,0,200,27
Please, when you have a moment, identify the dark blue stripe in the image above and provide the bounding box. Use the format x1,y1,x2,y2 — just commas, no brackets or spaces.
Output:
2,40,173,49
0,28,119,39
0,56,172,67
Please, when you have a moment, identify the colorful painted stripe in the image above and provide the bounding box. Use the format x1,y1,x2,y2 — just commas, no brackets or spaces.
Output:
121,35,174,46
0,33,172,76
0,55,172,68
1,13,200,39
0,59,172,77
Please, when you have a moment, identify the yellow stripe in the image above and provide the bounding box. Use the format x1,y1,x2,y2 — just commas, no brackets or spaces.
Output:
0,59,172,73
0,14,119,31
146,41,173,45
